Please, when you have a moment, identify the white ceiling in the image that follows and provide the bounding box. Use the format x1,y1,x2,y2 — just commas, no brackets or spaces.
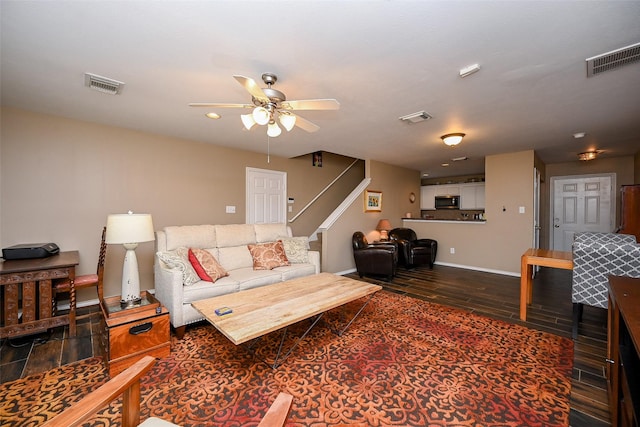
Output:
2,1,640,178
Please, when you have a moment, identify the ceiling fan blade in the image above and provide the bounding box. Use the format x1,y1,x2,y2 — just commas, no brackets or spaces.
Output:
282,99,340,111
292,114,320,133
189,103,252,108
233,75,269,103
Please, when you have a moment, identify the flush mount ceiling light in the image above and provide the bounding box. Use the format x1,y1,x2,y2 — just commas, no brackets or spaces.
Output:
578,150,600,161
205,112,220,119
441,133,465,146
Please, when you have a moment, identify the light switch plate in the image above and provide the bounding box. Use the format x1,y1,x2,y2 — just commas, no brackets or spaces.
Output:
519,206,525,214
225,205,236,213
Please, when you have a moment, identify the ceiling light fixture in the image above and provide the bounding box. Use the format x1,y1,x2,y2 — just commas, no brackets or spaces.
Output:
441,133,465,146
241,104,297,137
578,151,599,161
205,112,220,119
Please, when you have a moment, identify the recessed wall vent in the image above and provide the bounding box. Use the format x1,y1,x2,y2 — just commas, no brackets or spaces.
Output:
84,73,125,95
399,111,432,123
586,42,640,77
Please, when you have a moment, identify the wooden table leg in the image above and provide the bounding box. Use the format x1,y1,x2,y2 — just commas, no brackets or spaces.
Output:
69,277,76,337
520,255,531,321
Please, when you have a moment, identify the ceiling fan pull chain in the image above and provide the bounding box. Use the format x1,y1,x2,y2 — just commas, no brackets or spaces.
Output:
267,135,270,163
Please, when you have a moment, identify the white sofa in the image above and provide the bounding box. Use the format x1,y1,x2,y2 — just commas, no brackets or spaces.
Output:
154,223,320,338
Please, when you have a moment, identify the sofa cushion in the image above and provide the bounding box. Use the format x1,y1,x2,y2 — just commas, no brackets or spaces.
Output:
157,248,200,286
188,248,228,282
218,245,254,271
164,225,216,251
248,241,290,270
276,263,317,281
254,223,289,243
280,236,310,263
215,224,256,248
182,276,239,304
231,267,283,290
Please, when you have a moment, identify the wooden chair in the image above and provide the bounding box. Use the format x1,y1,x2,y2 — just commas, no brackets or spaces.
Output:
53,226,106,314
41,355,293,427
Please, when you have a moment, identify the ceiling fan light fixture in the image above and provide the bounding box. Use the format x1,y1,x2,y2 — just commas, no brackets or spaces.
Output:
241,113,256,130
279,113,296,131
441,133,465,146
252,106,270,125
578,150,599,161
267,121,282,137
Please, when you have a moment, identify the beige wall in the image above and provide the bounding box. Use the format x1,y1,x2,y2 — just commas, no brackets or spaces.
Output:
321,159,421,274
0,107,366,301
406,150,535,275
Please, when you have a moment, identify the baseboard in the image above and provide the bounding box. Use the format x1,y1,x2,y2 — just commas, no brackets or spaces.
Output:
434,261,519,277
335,265,518,278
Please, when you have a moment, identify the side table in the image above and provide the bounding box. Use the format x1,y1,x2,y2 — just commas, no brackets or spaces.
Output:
99,291,170,376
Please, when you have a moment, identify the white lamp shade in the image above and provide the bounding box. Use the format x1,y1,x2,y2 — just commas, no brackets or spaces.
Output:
252,106,270,125
279,113,296,131
105,213,155,244
267,121,282,137
241,113,256,130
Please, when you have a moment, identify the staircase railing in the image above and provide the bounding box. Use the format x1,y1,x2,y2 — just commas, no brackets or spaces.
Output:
288,159,360,223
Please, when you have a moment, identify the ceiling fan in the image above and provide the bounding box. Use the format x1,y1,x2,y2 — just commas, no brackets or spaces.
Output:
189,73,340,137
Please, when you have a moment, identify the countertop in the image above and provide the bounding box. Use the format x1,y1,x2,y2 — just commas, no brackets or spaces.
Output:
402,218,486,224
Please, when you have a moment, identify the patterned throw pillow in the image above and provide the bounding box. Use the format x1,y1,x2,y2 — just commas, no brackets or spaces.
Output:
279,236,309,263
247,240,290,270
188,248,228,283
157,247,200,286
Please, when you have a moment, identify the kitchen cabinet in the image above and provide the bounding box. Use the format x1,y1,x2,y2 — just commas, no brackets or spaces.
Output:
421,183,485,210
421,186,436,210
434,185,460,196
460,183,485,210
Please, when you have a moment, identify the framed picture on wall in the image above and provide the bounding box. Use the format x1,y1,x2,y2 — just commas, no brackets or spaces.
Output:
365,190,382,212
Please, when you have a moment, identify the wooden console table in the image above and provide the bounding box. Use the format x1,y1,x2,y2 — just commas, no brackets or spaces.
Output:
0,251,79,339
520,248,573,321
607,275,640,427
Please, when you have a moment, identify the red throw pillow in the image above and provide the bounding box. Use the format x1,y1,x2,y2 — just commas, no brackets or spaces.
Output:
189,248,229,283
188,248,213,281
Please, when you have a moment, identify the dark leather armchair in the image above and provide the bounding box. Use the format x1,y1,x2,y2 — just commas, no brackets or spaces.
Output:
352,231,398,280
389,228,437,269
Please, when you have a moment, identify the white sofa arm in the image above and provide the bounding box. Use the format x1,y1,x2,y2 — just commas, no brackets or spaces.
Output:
308,250,321,274
153,258,186,329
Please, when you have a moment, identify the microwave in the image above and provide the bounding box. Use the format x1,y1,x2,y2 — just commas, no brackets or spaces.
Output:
435,195,460,209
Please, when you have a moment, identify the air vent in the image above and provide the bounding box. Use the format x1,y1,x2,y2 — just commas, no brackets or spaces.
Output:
84,73,125,95
399,111,432,123
586,42,640,77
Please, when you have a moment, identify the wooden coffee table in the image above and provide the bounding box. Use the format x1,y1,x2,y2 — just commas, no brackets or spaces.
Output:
192,272,382,368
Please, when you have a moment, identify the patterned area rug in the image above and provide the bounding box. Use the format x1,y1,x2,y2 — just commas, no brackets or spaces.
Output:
1,291,573,426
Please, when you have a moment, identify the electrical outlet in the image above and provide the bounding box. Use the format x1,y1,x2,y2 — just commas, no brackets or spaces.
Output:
450,247,455,254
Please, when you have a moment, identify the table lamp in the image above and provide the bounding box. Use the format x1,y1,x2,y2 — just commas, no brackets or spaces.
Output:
376,219,392,241
105,211,155,308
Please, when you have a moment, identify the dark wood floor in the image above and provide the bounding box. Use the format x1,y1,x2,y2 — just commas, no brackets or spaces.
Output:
0,264,610,426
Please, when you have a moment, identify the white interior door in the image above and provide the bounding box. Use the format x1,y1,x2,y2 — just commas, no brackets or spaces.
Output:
246,167,287,224
551,174,615,251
